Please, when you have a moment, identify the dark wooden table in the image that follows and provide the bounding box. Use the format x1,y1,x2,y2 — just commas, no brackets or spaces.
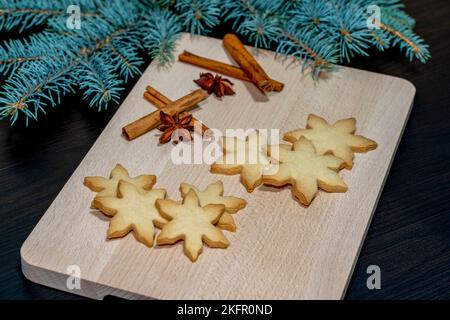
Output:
1,0,449,299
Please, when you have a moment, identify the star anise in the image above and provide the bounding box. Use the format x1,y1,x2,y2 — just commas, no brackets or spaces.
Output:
194,72,235,98
158,111,194,144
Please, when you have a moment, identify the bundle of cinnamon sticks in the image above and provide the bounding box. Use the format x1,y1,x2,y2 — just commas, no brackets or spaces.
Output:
144,86,209,134
123,89,208,141
122,33,284,141
179,33,284,94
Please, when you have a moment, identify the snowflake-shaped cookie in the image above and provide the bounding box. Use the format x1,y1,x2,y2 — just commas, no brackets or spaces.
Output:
156,190,229,262
180,181,247,232
283,114,378,169
263,137,347,206
84,164,156,207
211,131,272,192
93,180,166,247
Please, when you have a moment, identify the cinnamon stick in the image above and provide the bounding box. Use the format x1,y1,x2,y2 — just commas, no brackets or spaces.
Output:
178,51,284,92
223,34,274,93
144,86,209,134
123,89,208,141
144,91,166,108
146,86,172,105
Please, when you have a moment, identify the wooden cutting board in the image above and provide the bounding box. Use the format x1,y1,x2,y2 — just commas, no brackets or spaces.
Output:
21,33,415,300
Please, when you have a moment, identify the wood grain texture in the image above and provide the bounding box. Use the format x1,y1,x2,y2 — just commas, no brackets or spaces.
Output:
19,33,416,300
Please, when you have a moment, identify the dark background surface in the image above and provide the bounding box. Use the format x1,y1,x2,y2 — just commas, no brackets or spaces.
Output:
1,0,449,300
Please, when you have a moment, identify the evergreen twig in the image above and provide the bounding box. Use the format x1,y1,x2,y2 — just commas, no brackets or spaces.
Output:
0,0,430,125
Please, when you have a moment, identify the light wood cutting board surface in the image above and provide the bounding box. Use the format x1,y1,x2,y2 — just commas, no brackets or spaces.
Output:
21,33,415,300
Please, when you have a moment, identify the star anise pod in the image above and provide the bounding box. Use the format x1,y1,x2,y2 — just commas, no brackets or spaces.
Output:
158,111,194,144
194,72,235,98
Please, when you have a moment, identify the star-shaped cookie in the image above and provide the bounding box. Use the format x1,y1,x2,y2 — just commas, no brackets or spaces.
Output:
283,114,378,169
84,164,156,207
211,131,272,192
156,190,229,262
93,180,166,247
180,181,247,232
262,137,347,206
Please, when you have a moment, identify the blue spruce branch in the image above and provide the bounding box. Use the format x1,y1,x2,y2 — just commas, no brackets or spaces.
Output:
0,57,78,125
0,0,182,124
0,0,430,125
175,0,221,34
77,56,123,111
